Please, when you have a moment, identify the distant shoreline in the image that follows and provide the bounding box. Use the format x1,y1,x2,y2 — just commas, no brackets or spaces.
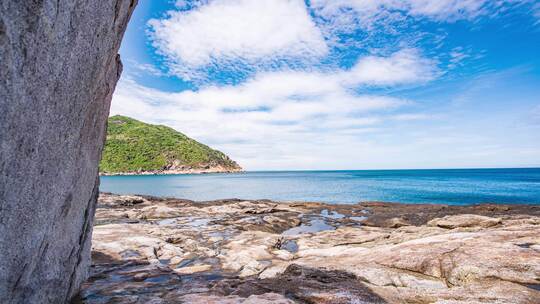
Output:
101,167,540,175
100,167,244,176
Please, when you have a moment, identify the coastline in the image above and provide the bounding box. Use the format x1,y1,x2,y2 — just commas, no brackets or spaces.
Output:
99,167,244,176
79,193,540,303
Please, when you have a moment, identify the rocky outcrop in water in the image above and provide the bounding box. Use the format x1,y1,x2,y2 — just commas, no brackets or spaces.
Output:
0,2,136,303
79,193,540,303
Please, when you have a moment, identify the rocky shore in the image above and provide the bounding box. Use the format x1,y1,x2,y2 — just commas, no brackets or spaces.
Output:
75,193,540,303
100,166,243,176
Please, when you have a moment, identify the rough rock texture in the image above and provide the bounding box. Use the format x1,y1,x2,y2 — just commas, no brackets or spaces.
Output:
79,193,540,303
0,1,136,303
427,214,502,229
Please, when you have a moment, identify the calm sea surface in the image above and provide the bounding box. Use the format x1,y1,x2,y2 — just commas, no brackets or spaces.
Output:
100,168,540,205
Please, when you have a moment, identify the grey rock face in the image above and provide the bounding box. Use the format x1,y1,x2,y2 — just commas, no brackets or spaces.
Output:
0,1,136,303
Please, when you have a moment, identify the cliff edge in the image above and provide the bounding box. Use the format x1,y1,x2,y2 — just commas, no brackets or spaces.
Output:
0,1,137,303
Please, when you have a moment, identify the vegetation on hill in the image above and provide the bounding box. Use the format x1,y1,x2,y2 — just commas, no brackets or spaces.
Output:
99,115,242,174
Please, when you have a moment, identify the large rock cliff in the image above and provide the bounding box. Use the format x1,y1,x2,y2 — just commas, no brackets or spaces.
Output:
0,1,137,303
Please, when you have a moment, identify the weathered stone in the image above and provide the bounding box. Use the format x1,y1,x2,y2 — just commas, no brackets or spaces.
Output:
178,293,295,304
427,214,502,229
173,264,212,274
0,2,136,303
80,193,540,303
387,216,410,228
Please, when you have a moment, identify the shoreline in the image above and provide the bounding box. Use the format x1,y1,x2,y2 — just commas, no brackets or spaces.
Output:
97,192,540,227
98,191,540,207
79,193,540,303
99,168,244,176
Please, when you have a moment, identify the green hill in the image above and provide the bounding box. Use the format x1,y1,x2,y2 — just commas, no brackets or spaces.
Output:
99,115,242,174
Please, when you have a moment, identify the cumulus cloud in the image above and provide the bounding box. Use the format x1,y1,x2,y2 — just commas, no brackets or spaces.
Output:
311,0,517,23
342,49,439,86
111,49,437,169
309,0,540,50
533,2,540,24
113,0,540,169
111,79,406,169
149,0,327,80
147,0,539,83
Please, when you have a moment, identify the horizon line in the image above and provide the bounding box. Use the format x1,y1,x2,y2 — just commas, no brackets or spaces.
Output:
241,166,540,172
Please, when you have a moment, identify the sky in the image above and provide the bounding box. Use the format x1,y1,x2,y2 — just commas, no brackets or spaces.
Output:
111,0,540,170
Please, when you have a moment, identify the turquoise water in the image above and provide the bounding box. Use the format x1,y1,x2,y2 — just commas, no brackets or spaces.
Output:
100,168,540,205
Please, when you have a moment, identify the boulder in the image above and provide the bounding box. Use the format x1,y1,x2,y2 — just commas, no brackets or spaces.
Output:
428,214,502,229
178,293,295,304
0,1,136,303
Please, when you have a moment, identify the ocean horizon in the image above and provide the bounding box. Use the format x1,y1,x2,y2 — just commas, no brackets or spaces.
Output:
100,167,540,205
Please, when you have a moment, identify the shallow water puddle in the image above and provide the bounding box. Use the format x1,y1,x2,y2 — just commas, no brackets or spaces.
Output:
281,240,299,253
156,218,176,226
156,217,212,228
176,258,196,268
143,274,171,283
120,249,142,259
524,283,540,291
350,216,367,221
186,218,211,227
282,219,335,235
235,216,264,224
320,209,345,219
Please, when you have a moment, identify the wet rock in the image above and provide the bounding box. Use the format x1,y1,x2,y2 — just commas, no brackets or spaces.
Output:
173,264,212,274
137,205,185,219
79,193,540,304
178,293,294,304
117,196,146,206
99,194,146,207
218,264,387,304
386,217,410,228
361,201,540,227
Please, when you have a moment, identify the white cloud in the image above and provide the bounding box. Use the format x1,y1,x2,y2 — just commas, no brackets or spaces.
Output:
311,0,497,23
126,61,165,77
147,0,538,83
149,0,327,80
390,113,432,121
113,0,540,170
342,49,438,86
111,49,438,169
309,0,539,42
533,2,540,24
111,77,407,170
404,0,487,19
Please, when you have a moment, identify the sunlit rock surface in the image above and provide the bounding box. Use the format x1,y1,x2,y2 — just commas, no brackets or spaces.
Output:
0,1,136,303
79,193,540,303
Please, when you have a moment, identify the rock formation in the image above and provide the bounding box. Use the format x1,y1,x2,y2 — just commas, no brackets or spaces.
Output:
79,193,540,303
0,1,137,303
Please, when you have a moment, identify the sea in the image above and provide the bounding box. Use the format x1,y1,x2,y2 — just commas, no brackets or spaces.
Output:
100,168,540,205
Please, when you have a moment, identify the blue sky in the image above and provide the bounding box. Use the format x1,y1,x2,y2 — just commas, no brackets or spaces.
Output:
111,0,540,170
